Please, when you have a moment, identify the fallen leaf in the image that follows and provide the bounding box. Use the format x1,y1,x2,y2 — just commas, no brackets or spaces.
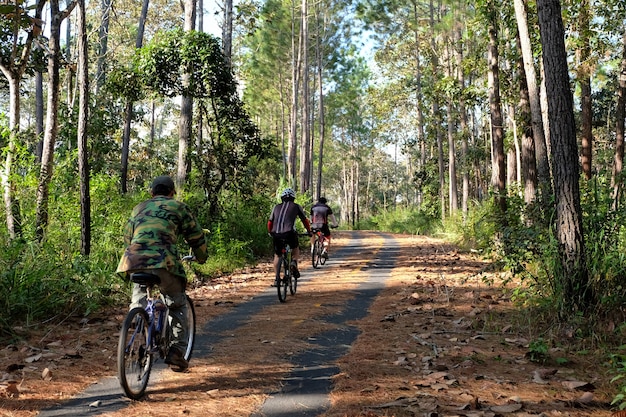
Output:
578,391,594,403
491,403,523,412
24,353,42,363
42,368,53,381
89,400,101,407
562,380,595,390
5,381,20,398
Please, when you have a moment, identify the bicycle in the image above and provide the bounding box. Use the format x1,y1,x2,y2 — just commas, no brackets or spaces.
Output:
311,229,327,269
311,225,337,269
117,257,196,400
275,233,309,303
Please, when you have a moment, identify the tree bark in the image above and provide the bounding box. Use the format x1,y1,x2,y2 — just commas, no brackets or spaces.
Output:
177,0,197,192
0,0,45,239
120,0,150,194
578,0,593,180
77,0,91,255
36,0,77,241
299,0,310,193
611,29,626,208
513,0,550,194
537,0,594,314
288,0,301,187
315,1,325,201
95,0,111,93
487,1,506,216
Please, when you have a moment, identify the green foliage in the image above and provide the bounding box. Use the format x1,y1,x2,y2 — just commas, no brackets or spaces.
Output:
527,338,549,363
610,349,626,410
358,206,441,235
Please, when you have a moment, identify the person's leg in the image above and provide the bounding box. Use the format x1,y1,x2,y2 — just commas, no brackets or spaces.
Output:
130,284,147,309
273,254,281,279
155,269,189,369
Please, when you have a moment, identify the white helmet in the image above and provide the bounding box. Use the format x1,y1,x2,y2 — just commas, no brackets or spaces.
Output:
280,188,296,200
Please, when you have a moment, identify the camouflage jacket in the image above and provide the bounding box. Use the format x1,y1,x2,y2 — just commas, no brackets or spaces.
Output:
116,196,208,279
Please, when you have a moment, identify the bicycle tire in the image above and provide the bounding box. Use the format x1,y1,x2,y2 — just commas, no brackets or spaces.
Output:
277,257,289,302
183,295,196,361
320,237,327,265
290,268,297,295
118,307,152,399
312,239,321,269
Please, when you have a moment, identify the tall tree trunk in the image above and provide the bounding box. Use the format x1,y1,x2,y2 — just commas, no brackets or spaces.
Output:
430,0,445,220
288,0,301,187
486,0,506,216
455,23,470,218
412,0,426,210
35,71,44,162
0,0,44,239
77,0,91,255
96,0,111,93
177,0,196,191
513,0,550,195
578,0,593,180
36,0,77,240
299,0,310,193
537,0,594,314
517,36,537,205
120,0,150,194
611,29,626,208
446,43,458,214
315,2,325,201
222,0,233,64
3,76,23,239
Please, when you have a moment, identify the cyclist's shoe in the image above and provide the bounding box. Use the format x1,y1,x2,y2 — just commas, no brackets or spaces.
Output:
322,250,328,260
290,262,301,278
165,347,188,371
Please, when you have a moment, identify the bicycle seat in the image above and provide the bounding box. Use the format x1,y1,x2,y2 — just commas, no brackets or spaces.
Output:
130,272,161,285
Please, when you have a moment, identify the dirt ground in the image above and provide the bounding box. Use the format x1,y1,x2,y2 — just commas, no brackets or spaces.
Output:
0,231,620,417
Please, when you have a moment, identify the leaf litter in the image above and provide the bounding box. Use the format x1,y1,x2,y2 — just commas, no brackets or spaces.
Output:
0,231,618,416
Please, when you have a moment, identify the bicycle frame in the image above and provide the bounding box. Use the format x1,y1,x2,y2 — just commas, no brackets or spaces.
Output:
144,286,169,356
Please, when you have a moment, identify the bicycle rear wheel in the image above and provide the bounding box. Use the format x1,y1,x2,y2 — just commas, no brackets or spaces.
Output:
118,307,152,399
320,237,327,265
183,295,196,361
312,239,321,269
289,269,297,295
277,257,289,302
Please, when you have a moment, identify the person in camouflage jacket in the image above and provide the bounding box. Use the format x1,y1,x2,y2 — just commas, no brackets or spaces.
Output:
117,175,207,370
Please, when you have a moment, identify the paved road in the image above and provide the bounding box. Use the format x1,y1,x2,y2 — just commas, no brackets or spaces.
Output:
38,231,400,417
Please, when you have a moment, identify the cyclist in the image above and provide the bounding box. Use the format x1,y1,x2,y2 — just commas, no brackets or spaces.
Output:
268,188,312,285
310,197,338,259
116,175,208,371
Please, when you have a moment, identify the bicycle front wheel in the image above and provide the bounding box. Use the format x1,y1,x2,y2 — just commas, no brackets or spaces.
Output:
312,239,321,269
183,295,196,361
277,257,289,303
118,307,152,399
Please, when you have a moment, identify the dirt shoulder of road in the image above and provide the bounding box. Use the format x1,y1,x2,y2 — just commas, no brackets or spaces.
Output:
0,231,619,417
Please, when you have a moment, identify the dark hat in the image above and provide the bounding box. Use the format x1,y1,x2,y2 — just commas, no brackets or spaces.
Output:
151,175,175,194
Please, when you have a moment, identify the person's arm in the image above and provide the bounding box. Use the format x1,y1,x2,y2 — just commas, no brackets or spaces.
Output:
329,213,338,228
181,205,208,264
267,220,273,234
298,205,312,233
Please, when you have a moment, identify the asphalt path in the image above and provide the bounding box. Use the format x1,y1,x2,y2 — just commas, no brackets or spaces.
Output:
38,231,400,417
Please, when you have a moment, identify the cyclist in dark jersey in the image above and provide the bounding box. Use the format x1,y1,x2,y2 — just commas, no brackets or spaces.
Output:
267,188,312,285
310,197,338,258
